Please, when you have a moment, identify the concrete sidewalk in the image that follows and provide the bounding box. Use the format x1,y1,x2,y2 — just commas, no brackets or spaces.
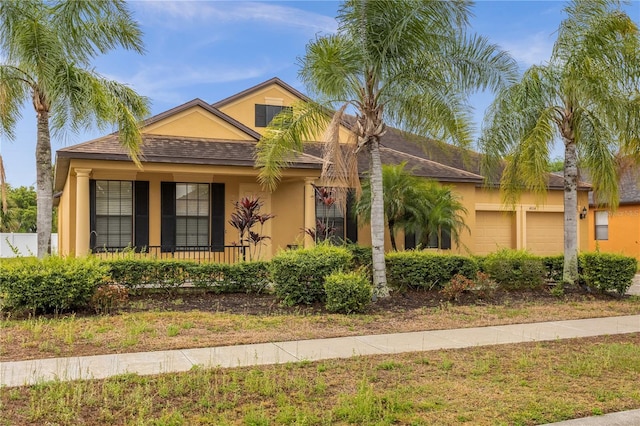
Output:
2,314,639,388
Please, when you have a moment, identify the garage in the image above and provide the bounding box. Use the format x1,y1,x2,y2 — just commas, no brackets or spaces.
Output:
526,212,564,255
474,211,515,255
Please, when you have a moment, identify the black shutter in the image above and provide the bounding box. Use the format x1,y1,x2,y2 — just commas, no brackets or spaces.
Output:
440,227,452,250
161,182,176,252
345,189,358,243
89,180,96,249
404,231,416,250
255,104,266,127
210,183,225,252
134,181,149,251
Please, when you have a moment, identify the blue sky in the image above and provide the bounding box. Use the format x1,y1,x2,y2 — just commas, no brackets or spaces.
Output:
2,0,638,188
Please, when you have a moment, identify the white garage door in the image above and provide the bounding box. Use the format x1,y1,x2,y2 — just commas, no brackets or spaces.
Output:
526,212,563,255
475,211,515,255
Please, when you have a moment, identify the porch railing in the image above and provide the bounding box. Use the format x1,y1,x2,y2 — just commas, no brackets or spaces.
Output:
92,245,248,264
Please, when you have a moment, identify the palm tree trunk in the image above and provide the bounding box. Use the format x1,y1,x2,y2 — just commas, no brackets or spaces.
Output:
36,111,52,258
563,141,579,287
369,138,389,298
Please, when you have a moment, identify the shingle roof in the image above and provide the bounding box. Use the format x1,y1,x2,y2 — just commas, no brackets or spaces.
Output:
54,134,323,192
303,143,484,183
586,167,640,206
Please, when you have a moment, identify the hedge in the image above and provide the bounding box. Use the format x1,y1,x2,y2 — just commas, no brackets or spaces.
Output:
580,252,637,296
0,256,107,314
482,249,545,290
270,244,353,305
385,251,478,290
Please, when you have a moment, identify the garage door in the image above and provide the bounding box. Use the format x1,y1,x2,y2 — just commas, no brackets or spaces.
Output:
526,212,563,255
475,211,515,255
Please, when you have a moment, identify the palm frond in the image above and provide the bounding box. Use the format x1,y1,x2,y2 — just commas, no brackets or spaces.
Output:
255,100,331,191
0,153,7,213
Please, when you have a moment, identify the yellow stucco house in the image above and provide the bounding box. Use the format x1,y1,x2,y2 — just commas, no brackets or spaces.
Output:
54,77,590,261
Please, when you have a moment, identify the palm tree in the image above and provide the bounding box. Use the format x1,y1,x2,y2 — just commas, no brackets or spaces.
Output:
422,185,469,250
479,0,640,288
355,163,469,252
0,1,150,257
256,0,516,298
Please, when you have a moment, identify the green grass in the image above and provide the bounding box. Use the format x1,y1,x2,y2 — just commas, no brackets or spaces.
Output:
2,334,639,425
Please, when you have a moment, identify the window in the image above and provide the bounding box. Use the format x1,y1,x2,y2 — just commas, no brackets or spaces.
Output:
94,180,133,248
315,187,345,243
175,183,209,247
405,226,451,250
255,104,291,127
595,210,609,240
161,182,225,252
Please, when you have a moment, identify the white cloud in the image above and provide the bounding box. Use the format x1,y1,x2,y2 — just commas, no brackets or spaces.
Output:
135,1,338,34
106,63,274,103
500,31,554,68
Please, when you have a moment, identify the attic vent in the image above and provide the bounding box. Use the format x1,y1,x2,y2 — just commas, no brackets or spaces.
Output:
264,97,283,106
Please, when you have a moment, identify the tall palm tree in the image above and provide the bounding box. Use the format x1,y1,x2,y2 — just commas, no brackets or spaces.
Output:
0,1,149,257
256,0,516,298
479,0,640,288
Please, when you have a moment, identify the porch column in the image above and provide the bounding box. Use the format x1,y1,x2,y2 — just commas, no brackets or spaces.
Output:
304,178,316,248
74,168,92,257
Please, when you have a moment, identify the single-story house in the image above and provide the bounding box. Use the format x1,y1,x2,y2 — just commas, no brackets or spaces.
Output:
54,77,590,261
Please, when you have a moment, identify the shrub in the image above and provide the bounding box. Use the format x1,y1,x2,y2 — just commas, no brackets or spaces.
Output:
270,244,353,306
385,251,477,291
222,261,271,293
344,244,373,271
542,255,564,284
91,284,129,314
0,256,108,314
324,270,373,314
579,252,637,296
440,274,474,301
103,258,157,293
483,249,545,290
472,271,499,299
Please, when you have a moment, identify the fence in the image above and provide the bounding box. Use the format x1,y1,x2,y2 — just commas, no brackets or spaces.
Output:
92,245,248,264
0,233,58,258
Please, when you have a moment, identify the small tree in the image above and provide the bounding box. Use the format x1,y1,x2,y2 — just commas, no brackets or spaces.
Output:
228,196,274,260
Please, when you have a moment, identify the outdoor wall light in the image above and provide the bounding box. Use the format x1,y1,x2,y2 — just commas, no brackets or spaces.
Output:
579,206,588,220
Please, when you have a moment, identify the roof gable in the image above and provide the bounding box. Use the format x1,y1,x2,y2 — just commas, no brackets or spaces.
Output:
142,99,260,141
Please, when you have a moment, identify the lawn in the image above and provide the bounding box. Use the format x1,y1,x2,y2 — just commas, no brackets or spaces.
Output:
1,333,639,425
1,290,640,361
1,289,640,425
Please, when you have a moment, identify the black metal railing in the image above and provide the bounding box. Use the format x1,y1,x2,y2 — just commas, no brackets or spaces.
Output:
92,245,248,264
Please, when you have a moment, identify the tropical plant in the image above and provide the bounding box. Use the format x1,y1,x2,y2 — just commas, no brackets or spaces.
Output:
0,1,150,257
256,0,516,298
479,0,640,289
228,196,274,260
422,184,469,250
354,162,468,251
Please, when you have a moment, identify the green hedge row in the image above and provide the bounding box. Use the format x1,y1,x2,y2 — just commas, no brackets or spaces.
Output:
105,259,270,294
1,247,637,314
385,251,478,290
0,256,107,314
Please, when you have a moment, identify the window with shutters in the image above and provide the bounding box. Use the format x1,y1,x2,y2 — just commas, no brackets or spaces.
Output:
94,180,133,248
595,210,609,240
175,183,209,247
255,104,292,127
